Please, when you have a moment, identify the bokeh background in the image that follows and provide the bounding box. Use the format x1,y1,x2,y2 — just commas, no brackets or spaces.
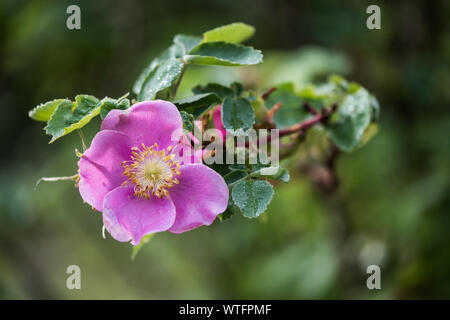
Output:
1,0,449,299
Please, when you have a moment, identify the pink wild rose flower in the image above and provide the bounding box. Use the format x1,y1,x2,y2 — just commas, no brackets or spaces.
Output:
78,100,229,245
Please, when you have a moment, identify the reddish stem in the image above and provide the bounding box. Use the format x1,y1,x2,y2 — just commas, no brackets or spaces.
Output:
261,87,277,100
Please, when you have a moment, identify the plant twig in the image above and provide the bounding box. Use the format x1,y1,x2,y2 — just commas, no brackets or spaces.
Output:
303,102,318,115
77,129,87,151
35,174,79,189
265,102,282,124
261,87,277,100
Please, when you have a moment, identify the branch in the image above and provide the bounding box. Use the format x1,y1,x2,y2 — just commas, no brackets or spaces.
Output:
265,102,282,124
279,104,337,138
261,87,277,100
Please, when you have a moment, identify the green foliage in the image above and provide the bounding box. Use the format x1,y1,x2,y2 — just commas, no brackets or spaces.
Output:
174,93,221,118
138,58,184,101
251,166,291,183
180,111,195,132
202,22,255,44
29,99,71,122
132,44,184,95
221,96,255,134
26,21,382,260
99,96,131,120
232,179,274,218
192,83,235,99
274,75,380,152
45,95,100,143
30,94,131,143
133,23,263,100
174,34,202,54
265,83,312,128
326,87,373,152
186,42,262,66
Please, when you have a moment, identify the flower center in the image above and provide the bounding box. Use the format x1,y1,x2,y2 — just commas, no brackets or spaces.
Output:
121,143,181,199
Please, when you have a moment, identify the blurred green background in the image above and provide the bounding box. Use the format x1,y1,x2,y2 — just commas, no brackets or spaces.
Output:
1,0,449,299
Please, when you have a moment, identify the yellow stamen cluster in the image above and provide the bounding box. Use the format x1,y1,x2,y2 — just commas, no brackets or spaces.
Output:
121,143,181,199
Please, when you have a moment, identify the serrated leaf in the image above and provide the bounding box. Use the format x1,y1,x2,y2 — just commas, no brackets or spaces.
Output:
174,93,221,118
131,234,155,260
192,83,235,99
132,44,184,95
138,58,184,101
232,179,274,218
186,42,263,66
327,88,372,152
221,96,255,134
45,95,100,143
202,22,255,44
29,99,71,122
99,97,131,119
174,34,202,54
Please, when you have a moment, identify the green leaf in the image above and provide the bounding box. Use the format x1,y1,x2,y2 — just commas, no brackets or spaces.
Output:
192,83,235,99
218,197,241,222
265,83,312,129
132,44,184,95
251,166,290,183
327,88,372,152
180,111,195,132
186,42,263,66
232,179,274,218
370,95,380,121
174,93,221,118
45,95,100,143
223,169,248,185
29,99,71,122
174,34,202,54
202,22,255,44
131,234,155,260
99,97,131,119
221,96,255,134
138,58,184,101
361,123,379,146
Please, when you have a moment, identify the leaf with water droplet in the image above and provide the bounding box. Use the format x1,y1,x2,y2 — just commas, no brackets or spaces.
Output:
138,58,184,101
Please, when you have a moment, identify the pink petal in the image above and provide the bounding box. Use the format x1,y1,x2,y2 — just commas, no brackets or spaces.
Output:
169,164,229,234
171,134,203,165
101,100,182,150
103,186,176,245
213,105,227,140
78,130,133,212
